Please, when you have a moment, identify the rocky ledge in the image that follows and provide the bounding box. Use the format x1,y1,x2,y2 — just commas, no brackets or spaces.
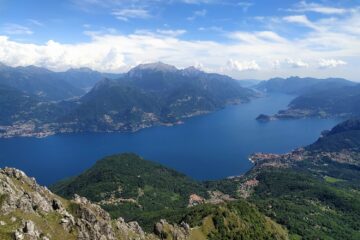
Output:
0,167,191,240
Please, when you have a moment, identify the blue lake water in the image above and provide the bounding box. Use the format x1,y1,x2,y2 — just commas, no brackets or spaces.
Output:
0,93,341,185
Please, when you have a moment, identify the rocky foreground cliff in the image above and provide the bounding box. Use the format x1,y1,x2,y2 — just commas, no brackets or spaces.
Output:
0,167,197,240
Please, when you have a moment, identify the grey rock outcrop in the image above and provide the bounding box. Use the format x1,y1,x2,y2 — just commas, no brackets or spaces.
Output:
0,167,155,240
0,168,53,214
154,219,190,240
14,220,41,240
114,217,148,240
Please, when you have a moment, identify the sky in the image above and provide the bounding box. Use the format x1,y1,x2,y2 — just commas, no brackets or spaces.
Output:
0,0,359,80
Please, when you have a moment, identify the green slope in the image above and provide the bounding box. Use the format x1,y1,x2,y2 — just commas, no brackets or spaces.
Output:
207,118,360,239
250,120,360,239
279,85,360,118
50,119,360,239
182,200,288,240
307,118,360,152
250,169,360,240
51,153,208,230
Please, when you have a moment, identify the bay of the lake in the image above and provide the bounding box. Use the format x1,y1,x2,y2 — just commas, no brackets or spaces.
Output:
0,93,341,185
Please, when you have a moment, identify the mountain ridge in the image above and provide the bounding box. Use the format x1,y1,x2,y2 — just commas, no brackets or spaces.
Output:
0,62,256,138
255,76,356,95
255,77,360,121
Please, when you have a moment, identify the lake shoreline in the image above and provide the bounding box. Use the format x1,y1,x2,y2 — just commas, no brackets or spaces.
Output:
0,93,340,185
0,99,251,139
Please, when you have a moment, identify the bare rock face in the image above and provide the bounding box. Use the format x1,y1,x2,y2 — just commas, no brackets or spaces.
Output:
115,217,148,240
1,167,197,240
0,167,153,240
72,194,116,240
14,220,41,240
154,219,190,240
188,194,205,207
0,168,53,214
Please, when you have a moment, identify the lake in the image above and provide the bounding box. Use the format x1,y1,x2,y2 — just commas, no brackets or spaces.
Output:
0,93,340,185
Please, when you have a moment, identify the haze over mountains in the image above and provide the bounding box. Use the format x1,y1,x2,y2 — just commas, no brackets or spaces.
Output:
0,63,122,101
255,76,356,95
255,77,360,120
1,62,360,138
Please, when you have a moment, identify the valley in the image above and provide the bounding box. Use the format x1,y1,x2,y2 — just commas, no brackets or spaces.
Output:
0,65,358,240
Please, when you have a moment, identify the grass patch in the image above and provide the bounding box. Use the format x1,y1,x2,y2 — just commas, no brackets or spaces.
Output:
324,176,345,183
0,194,9,207
67,202,81,218
0,210,77,240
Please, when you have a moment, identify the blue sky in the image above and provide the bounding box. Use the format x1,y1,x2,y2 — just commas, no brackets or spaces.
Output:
0,0,359,80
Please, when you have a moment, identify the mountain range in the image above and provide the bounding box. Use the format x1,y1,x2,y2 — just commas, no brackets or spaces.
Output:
2,64,360,137
255,76,356,95
0,63,121,101
0,62,256,138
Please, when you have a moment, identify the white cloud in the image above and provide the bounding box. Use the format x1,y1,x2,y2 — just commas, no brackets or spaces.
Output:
285,58,309,68
0,36,127,72
72,0,158,11
112,8,151,21
226,59,260,71
181,0,216,4
229,31,287,44
237,1,253,12
27,19,44,27
271,59,310,69
198,26,223,32
83,27,118,37
272,59,281,69
1,7,360,80
156,29,187,37
283,15,319,30
319,59,347,68
288,1,347,15
2,24,33,35
187,9,207,20
255,31,287,43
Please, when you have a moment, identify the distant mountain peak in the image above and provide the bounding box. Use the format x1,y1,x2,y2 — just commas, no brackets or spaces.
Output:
91,78,116,89
67,67,94,73
183,66,202,73
183,66,199,71
17,65,52,74
131,62,178,73
181,66,205,77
